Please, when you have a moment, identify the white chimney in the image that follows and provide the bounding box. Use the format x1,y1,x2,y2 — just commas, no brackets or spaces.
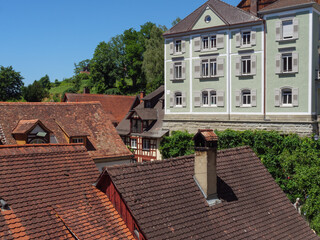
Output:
193,129,220,205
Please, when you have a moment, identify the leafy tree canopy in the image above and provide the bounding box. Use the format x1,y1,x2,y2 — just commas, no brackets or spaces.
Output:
23,80,49,102
39,74,51,90
0,66,24,101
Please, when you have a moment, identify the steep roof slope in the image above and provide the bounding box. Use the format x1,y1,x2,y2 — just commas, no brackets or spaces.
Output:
64,93,137,124
104,146,319,239
260,0,317,12
0,144,134,239
164,0,261,36
0,102,132,160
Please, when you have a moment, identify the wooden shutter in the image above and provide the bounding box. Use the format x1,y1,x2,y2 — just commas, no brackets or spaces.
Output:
194,59,201,78
217,34,224,49
235,56,241,76
251,89,257,107
293,18,299,39
169,42,174,55
292,52,299,73
217,57,224,77
182,62,186,79
251,55,257,75
251,30,256,46
274,89,280,107
170,92,174,108
194,91,201,107
182,92,187,107
217,90,224,107
182,40,186,53
275,21,282,41
293,88,299,106
194,36,201,52
235,33,241,47
275,54,281,74
235,90,241,107
169,62,175,80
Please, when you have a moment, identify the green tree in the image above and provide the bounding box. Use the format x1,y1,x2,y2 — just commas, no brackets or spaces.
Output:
160,131,194,159
39,74,51,90
90,41,119,93
0,66,24,101
143,25,167,93
171,17,181,27
74,59,91,75
23,80,49,102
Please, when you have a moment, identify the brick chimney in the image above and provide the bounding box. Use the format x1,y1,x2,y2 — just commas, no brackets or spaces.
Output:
140,91,145,103
250,0,258,16
193,129,220,204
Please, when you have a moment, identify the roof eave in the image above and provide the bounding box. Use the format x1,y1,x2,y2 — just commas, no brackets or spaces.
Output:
259,3,315,15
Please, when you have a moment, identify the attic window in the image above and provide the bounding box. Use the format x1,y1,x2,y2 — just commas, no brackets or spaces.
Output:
205,15,211,23
71,138,84,143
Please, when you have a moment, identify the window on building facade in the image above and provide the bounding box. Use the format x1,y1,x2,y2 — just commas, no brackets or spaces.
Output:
175,40,182,53
131,119,142,133
71,138,84,143
210,91,217,105
282,88,292,105
201,58,217,77
202,36,209,50
142,139,150,151
202,91,209,105
242,31,251,45
241,56,251,75
282,53,293,72
282,20,293,39
211,35,217,48
131,138,137,149
175,92,182,106
242,90,251,106
174,62,182,79
210,59,217,76
201,60,209,77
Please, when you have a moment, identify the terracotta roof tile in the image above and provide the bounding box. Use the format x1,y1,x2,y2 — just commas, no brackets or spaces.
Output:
260,0,317,12
12,119,53,135
0,102,132,160
0,144,134,239
104,146,319,239
64,93,138,124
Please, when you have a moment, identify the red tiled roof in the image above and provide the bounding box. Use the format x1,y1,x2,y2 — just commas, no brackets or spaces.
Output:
0,144,134,239
103,146,319,239
0,102,132,160
12,119,52,135
64,93,137,124
196,129,219,141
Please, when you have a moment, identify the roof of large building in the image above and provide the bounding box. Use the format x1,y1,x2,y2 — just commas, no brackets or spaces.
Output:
0,102,132,160
0,144,134,239
117,86,168,138
101,146,319,239
260,0,319,12
237,0,277,12
164,0,261,36
63,93,138,125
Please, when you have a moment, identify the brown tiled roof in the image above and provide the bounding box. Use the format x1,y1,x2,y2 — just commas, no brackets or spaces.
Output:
142,85,164,101
260,0,317,12
12,119,52,134
133,108,158,120
164,0,261,36
0,144,134,239
64,93,137,124
0,124,6,145
0,102,132,160
104,146,319,239
238,0,278,11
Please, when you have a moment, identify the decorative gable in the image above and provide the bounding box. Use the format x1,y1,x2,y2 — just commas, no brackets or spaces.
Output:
192,6,226,30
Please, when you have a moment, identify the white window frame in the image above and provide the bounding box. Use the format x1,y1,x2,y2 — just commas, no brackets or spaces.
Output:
210,35,217,48
174,62,182,79
131,138,137,149
174,40,182,53
282,53,293,73
202,91,209,106
281,88,293,106
175,92,182,107
242,31,251,46
201,58,217,78
282,19,293,39
210,59,217,77
241,89,251,107
210,90,217,106
201,60,209,77
202,36,209,50
241,56,251,75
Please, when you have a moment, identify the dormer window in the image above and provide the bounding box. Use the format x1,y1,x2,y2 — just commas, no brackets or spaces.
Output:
71,137,84,143
131,119,142,133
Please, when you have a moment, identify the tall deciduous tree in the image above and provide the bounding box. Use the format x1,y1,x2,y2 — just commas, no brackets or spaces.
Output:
23,80,49,102
143,25,167,93
39,74,51,90
74,59,91,75
0,66,24,101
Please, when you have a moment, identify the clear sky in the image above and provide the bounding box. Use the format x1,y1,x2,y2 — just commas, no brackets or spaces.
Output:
0,0,239,85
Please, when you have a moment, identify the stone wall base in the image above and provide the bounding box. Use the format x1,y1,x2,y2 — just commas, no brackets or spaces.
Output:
163,119,319,137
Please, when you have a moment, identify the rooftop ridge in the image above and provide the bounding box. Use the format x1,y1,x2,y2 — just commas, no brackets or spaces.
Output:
0,143,84,149
66,93,136,98
0,101,102,105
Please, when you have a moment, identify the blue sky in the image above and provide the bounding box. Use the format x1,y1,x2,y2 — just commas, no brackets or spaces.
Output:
0,0,239,85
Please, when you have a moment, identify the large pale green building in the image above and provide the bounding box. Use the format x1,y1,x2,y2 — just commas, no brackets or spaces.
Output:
163,0,320,136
